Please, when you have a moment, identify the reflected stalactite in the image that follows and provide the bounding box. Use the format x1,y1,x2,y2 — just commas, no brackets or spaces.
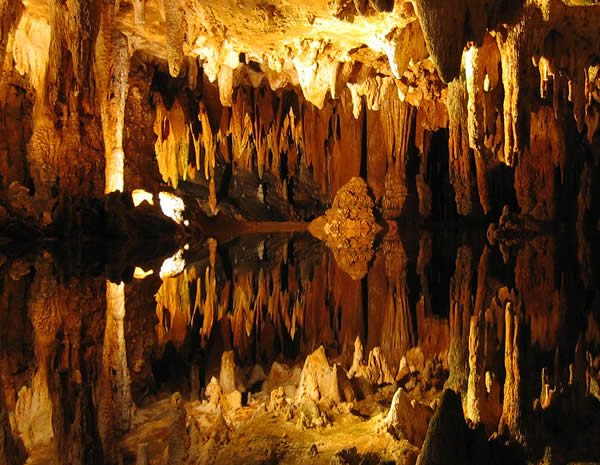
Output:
48,280,102,465
464,246,502,430
331,259,365,361
18,261,58,453
156,270,191,350
415,232,450,358
444,245,474,396
515,237,565,350
381,234,415,370
99,281,132,464
50,370,102,465
577,163,593,290
499,301,524,442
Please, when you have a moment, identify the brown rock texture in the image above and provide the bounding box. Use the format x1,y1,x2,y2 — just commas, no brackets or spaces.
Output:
308,177,380,279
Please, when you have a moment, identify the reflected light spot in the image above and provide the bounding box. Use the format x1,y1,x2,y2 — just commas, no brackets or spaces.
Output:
132,189,154,207
159,192,185,224
159,248,186,278
133,267,153,279
484,74,490,92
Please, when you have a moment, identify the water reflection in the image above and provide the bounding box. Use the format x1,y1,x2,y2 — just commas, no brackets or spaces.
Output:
1,228,600,464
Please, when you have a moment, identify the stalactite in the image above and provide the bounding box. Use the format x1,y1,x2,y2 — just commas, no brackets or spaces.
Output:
133,0,145,24
463,34,503,214
66,0,94,97
497,19,526,168
0,0,23,110
378,86,413,219
95,1,130,193
302,101,331,193
153,97,190,190
329,89,363,196
165,0,184,77
231,87,255,173
447,74,480,217
514,106,564,222
198,102,218,212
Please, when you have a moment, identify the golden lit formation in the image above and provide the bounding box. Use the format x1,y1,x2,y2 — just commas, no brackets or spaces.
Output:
1,0,600,464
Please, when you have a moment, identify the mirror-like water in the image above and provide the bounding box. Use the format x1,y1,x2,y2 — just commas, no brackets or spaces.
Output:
1,228,599,465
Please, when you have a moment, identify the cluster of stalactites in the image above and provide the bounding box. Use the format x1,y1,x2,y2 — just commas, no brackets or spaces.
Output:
154,238,317,359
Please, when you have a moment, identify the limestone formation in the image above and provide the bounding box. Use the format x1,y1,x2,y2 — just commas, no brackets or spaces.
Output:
349,337,395,385
167,392,188,465
308,177,380,280
381,387,433,447
219,350,247,394
498,302,524,442
296,346,355,404
3,1,600,463
416,389,468,465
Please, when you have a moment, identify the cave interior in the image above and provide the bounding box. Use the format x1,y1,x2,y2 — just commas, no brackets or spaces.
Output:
2,0,600,464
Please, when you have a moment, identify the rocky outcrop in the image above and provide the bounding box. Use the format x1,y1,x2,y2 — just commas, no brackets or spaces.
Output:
308,177,380,280
349,337,395,385
416,389,468,465
296,346,355,404
380,387,433,447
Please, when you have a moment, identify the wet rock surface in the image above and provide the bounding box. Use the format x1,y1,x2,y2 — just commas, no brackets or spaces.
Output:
2,0,600,463
308,177,380,280
1,230,600,464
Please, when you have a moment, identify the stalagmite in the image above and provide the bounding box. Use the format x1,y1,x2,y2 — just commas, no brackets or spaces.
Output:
381,388,433,446
136,443,148,465
296,346,354,403
0,383,22,465
167,393,188,465
219,350,247,394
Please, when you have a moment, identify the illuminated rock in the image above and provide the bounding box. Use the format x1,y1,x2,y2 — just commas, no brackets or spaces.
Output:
296,346,355,404
381,387,433,447
219,351,247,394
308,177,380,280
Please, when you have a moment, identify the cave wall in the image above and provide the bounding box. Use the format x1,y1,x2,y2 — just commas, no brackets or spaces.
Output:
1,0,600,229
